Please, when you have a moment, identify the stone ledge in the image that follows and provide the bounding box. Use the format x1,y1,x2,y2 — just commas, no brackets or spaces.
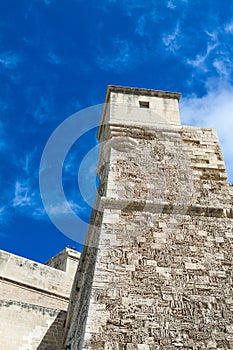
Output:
106,85,181,101
98,197,233,219
0,299,65,314
0,276,69,303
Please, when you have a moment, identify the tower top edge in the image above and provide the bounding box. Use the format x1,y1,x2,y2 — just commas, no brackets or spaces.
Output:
106,85,182,101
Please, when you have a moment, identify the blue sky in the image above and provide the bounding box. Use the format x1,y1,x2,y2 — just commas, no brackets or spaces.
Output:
0,0,233,263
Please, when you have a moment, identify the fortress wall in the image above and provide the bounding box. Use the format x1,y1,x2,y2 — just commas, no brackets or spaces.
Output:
0,248,80,310
0,300,66,350
0,278,68,310
0,248,80,349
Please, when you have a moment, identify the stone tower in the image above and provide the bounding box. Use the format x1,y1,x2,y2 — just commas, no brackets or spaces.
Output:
64,86,233,349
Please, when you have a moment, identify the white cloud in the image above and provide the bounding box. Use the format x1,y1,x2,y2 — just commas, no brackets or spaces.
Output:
180,81,233,182
166,1,176,9
135,15,146,36
12,181,33,207
162,24,180,53
17,151,37,177
23,155,31,176
11,148,85,222
225,20,233,34
12,179,46,220
0,151,41,225
213,58,231,77
0,52,21,69
184,25,233,82
186,41,218,71
25,150,40,177
11,151,46,220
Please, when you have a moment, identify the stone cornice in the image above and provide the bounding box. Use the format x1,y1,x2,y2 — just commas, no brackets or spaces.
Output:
106,85,181,101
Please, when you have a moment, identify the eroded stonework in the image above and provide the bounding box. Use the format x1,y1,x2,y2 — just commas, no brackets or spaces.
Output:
0,248,80,350
65,86,233,350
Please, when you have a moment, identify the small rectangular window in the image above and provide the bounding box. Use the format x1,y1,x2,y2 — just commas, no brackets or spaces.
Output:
139,101,150,108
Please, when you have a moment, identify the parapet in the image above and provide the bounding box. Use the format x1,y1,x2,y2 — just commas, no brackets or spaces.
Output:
0,248,80,310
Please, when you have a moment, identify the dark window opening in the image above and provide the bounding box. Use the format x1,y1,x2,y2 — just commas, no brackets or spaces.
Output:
139,101,150,108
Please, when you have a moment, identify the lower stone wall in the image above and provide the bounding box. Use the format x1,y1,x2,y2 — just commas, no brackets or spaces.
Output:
70,210,233,349
0,300,66,350
0,249,74,311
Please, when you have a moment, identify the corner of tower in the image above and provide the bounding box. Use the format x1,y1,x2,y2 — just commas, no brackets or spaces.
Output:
97,85,182,140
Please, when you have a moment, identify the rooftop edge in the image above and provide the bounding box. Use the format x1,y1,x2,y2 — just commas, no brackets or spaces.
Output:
106,85,182,101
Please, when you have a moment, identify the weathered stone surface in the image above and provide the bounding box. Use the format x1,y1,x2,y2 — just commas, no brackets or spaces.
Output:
0,248,80,310
64,86,233,350
0,300,66,350
0,248,80,349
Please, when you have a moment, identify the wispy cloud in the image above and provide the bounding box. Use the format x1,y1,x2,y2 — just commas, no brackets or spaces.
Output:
23,155,31,176
166,0,176,9
180,80,233,182
0,206,9,225
163,23,180,53
186,30,219,71
135,15,147,37
213,57,231,78
11,178,46,220
12,181,32,207
184,24,233,82
225,20,233,34
0,52,21,69
33,96,53,124
97,38,134,72
8,150,88,222
135,9,158,37
43,0,55,6
186,43,218,71
0,151,41,225
48,52,62,65
1,152,45,221
18,151,38,177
